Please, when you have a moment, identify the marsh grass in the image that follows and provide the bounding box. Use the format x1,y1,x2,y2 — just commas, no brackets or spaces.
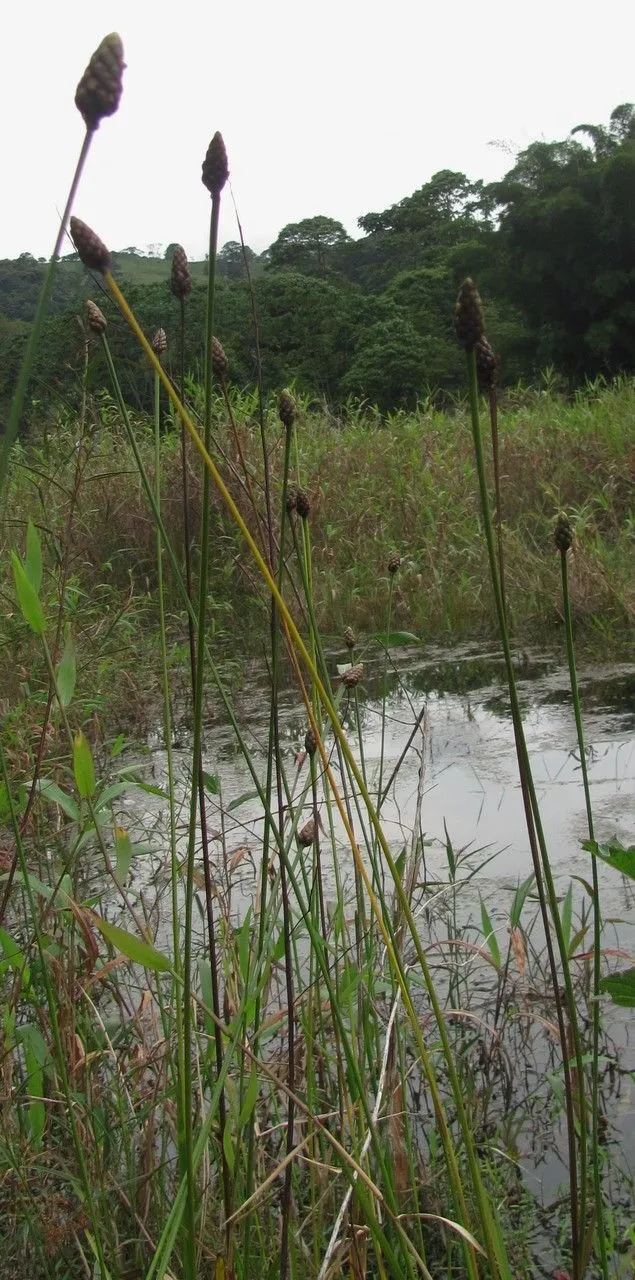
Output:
0,34,633,1280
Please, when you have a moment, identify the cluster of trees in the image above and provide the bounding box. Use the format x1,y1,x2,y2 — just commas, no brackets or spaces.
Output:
1,105,635,419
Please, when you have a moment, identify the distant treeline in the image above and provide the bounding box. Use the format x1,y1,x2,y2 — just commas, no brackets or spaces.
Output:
2,104,635,419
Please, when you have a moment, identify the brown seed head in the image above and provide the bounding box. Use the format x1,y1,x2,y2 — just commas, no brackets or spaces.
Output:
454,278,485,351
70,217,111,273
554,513,573,554
211,336,228,380
342,663,364,688
295,487,311,520
170,245,191,300
304,727,317,758
85,299,107,334
152,328,167,356
344,626,356,650
475,336,498,390
75,33,125,131
278,389,297,429
202,132,229,197
387,550,401,576
285,486,298,515
298,818,317,848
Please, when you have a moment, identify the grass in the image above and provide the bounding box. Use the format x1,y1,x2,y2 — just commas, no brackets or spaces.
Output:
0,30,634,1280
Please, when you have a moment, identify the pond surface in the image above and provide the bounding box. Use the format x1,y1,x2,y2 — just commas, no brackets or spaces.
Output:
123,641,635,1231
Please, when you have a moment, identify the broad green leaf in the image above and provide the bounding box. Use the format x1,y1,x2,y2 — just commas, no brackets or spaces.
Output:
203,771,221,795
561,882,573,952
36,778,79,820
238,907,252,982
222,1119,235,1174
599,968,635,1007
11,552,45,634
479,899,501,967
114,826,133,884
369,630,420,646
198,960,214,1035
25,520,42,593
18,1023,48,1149
0,927,30,985
583,838,635,883
90,913,171,972
238,1068,260,1128
510,873,535,928
56,632,76,707
73,731,96,798
228,790,259,813
94,781,135,811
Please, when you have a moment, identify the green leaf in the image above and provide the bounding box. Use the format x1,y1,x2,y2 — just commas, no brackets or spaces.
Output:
93,781,135,812
228,790,259,813
222,1119,235,1174
73,731,96,798
238,907,252,982
561,882,573,952
11,552,45,634
0,927,30,985
56,632,76,707
114,826,133,884
25,520,42,593
90,914,171,973
599,967,635,1007
238,1068,259,1128
198,960,214,1035
583,838,635,883
369,630,420,646
479,899,501,967
36,779,79,821
509,873,535,928
18,1023,49,1149
203,771,221,795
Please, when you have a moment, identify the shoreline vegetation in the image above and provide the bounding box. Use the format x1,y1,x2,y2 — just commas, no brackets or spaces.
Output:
0,32,634,1280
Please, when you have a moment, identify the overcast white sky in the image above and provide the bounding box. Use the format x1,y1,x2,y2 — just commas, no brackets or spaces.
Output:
2,0,633,261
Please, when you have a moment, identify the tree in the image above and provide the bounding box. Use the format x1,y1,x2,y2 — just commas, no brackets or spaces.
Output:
268,217,352,275
341,316,428,410
217,240,257,281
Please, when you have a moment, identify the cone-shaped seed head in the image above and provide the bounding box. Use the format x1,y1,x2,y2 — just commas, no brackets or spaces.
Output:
554,513,573,553
296,487,311,520
344,626,356,650
285,486,297,514
152,328,167,355
342,663,364,688
75,33,125,131
387,550,401,576
475,336,497,390
201,132,229,196
298,818,317,847
278,389,297,429
70,217,111,273
304,727,317,757
85,299,107,333
454,278,485,351
170,245,191,300
211,337,228,379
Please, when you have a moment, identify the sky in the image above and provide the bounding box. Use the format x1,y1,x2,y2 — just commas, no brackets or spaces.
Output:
2,0,634,262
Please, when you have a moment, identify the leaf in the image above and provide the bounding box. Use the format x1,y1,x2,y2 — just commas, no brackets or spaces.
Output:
238,1068,259,1128
368,630,420,646
222,1119,235,1174
90,914,171,973
11,552,45,634
202,771,221,795
18,1022,49,1149
583,838,635,883
561,882,573,953
228,790,259,813
509,873,535,928
25,520,42,593
56,632,76,707
114,826,133,884
36,779,79,821
480,899,501,967
93,781,136,811
73,731,96,798
0,927,30,985
599,968,635,1007
238,907,252,982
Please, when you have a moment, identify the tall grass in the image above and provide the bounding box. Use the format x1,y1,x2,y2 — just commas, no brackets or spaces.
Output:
0,34,633,1280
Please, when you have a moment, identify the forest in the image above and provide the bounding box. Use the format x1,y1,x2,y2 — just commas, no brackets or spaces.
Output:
1,102,635,419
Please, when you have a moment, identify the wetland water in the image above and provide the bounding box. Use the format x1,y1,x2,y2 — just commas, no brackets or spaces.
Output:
121,641,634,1221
